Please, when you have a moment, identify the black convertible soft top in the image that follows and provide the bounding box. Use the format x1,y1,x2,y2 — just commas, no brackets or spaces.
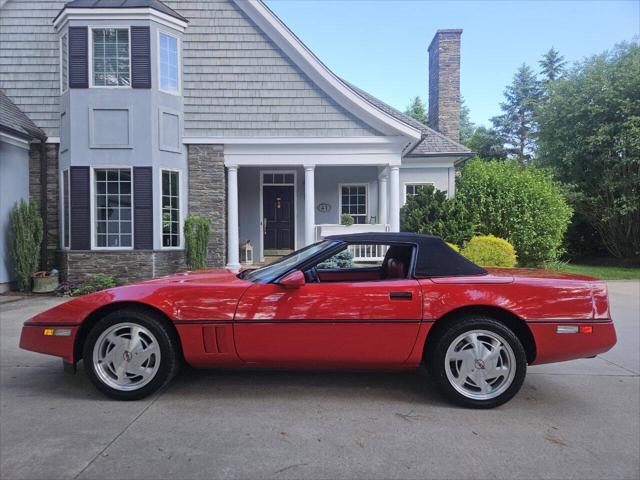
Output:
326,232,487,278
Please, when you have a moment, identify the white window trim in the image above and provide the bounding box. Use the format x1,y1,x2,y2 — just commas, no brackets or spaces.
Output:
157,30,181,95
259,170,298,261
402,182,435,205
89,26,132,89
158,168,184,250
60,169,71,250
59,32,69,94
90,166,135,250
338,183,368,224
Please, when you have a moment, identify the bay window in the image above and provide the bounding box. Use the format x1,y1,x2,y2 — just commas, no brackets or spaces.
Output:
92,28,130,87
95,168,132,248
159,32,179,93
161,170,180,247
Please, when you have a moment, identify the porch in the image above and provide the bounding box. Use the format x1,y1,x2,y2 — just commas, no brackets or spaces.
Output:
227,163,402,268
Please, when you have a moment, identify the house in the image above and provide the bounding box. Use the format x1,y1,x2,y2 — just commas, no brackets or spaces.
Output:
0,0,472,285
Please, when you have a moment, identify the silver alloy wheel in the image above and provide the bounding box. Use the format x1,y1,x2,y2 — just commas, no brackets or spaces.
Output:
92,322,161,392
444,329,517,401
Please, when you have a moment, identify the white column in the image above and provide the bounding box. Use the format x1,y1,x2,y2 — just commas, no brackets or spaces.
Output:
304,165,315,246
378,170,388,226
226,165,240,269
389,166,400,232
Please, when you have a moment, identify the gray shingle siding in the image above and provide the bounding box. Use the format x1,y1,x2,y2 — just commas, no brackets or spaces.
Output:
0,1,66,138
164,0,380,137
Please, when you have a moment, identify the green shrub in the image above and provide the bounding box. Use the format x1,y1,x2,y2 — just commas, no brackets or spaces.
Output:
70,273,116,297
340,213,354,226
447,242,460,252
456,159,572,265
184,215,211,269
317,249,354,269
9,200,43,291
400,184,476,246
462,235,517,267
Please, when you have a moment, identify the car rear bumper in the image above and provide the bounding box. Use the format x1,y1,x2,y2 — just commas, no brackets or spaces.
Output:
19,324,79,364
529,321,617,365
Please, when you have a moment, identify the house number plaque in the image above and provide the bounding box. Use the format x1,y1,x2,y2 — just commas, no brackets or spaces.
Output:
317,203,331,213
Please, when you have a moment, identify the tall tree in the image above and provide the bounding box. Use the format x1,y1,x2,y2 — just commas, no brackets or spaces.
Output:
491,64,542,164
459,97,475,144
537,42,640,258
539,47,567,83
404,96,427,124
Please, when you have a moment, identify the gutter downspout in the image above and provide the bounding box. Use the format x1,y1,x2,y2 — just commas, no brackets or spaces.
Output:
38,136,48,270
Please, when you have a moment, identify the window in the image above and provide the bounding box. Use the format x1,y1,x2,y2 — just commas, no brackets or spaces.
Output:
94,169,132,248
60,33,68,93
161,170,180,247
263,172,295,185
404,183,434,204
159,32,179,93
62,170,70,248
92,28,130,87
340,184,367,224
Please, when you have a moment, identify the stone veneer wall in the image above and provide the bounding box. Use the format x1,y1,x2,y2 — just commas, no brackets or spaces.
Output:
59,250,186,285
428,29,462,142
29,143,59,270
188,144,226,267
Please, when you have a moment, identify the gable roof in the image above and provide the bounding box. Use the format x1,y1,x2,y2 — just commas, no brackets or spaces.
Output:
343,81,472,157
57,0,187,23
0,90,46,140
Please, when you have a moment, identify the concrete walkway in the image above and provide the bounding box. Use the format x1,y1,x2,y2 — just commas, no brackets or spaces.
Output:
1,282,638,480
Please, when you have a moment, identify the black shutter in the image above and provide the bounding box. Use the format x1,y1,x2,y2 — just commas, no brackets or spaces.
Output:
70,167,90,250
130,26,151,89
134,167,153,249
68,27,88,88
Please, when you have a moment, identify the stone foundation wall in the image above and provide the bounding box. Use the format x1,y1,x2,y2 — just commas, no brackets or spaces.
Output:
59,250,187,285
29,143,59,270
188,144,226,267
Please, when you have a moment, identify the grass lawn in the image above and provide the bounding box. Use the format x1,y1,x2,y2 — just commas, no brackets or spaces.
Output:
551,263,640,280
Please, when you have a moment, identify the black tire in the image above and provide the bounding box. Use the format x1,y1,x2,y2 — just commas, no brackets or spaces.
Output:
427,315,527,409
83,309,180,401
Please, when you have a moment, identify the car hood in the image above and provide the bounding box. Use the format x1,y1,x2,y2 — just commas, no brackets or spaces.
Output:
138,269,249,286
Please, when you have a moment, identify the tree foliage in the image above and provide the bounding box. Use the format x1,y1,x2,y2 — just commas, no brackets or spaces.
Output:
461,235,517,268
9,200,43,291
466,126,508,160
455,159,572,265
400,184,476,246
491,64,542,164
539,47,567,83
536,42,640,258
459,97,475,144
184,215,211,269
404,96,427,124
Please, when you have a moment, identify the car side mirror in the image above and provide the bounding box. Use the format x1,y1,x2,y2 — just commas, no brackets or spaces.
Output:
278,270,305,289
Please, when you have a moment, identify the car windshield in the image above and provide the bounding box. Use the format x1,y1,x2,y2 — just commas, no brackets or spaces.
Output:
239,240,334,283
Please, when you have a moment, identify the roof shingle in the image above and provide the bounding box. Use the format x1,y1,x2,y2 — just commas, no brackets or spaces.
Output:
342,80,472,157
0,90,46,140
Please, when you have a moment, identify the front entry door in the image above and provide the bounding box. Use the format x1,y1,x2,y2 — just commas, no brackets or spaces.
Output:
263,185,294,250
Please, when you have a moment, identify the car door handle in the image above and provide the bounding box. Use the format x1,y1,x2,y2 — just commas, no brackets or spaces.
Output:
390,292,413,300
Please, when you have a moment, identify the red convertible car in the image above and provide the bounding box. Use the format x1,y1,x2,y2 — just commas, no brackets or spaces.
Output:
20,233,616,408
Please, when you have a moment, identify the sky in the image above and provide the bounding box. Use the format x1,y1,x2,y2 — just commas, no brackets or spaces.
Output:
266,0,639,127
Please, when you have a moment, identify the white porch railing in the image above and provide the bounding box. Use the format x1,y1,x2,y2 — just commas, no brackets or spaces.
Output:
315,224,390,262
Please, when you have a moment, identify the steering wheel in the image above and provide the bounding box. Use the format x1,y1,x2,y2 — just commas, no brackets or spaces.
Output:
304,266,320,283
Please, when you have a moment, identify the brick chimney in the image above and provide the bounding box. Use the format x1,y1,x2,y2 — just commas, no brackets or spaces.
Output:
428,29,462,142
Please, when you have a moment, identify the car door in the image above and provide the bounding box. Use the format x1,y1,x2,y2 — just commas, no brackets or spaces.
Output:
233,278,423,367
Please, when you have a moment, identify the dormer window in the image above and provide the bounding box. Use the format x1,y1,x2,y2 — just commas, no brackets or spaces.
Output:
159,32,179,93
91,28,131,87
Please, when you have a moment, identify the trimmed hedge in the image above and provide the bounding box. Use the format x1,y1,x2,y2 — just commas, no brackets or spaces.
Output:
462,235,517,267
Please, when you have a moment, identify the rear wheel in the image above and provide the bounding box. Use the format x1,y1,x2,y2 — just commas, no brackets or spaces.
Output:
428,316,527,408
83,309,180,400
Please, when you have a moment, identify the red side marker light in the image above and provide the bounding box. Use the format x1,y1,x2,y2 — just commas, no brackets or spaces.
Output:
579,325,593,334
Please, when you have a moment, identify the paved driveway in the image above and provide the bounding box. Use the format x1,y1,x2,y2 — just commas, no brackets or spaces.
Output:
1,282,638,480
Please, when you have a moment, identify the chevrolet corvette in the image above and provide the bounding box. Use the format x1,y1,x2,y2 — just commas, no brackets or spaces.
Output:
20,233,617,408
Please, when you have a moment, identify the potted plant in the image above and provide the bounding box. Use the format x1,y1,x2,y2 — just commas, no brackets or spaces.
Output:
340,213,354,226
32,270,60,293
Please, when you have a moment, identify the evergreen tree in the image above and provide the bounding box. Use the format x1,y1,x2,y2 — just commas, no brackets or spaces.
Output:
459,97,475,144
466,126,507,160
539,47,567,83
404,96,427,124
491,64,542,164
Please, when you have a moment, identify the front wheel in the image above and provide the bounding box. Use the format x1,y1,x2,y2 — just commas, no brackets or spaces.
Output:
83,309,180,400
428,316,527,408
